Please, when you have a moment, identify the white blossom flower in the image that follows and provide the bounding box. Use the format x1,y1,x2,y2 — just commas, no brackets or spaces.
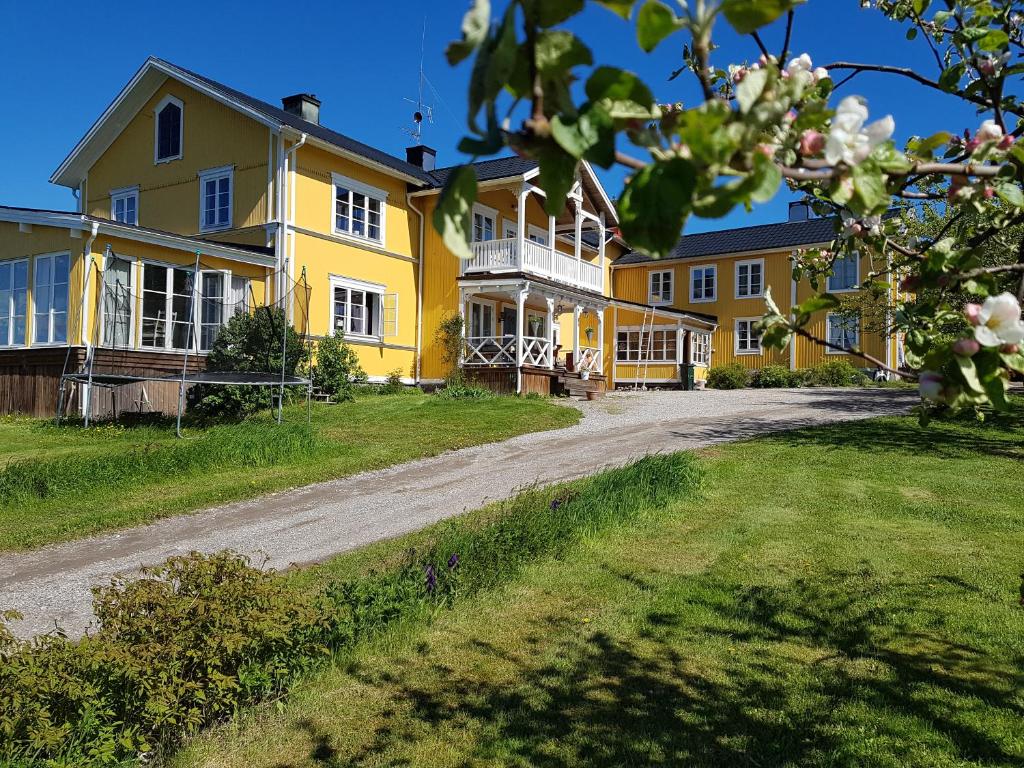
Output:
972,293,1024,347
813,66,830,82
976,119,1004,144
825,96,895,166
919,371,945,402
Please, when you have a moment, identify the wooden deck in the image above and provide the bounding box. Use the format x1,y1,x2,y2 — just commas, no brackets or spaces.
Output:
463,364,607,398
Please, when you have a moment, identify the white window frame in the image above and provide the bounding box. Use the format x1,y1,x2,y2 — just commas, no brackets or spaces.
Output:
826,312,861,353
32,252,71,346
468,297,497,338
827,253,860,293
615,325,678,363
197,269,230,352
332,173,388,245
648,270,673,305
472,203,498,243
689,264,717,303
153,94,184,165
690,331,711,366
138,260,230,352
734,258,765,299
330,275,387,342
504,221,550,245
198,165,233,233
101,253,137,349
110,186,139,225
0,258,29,348
735,317,763,355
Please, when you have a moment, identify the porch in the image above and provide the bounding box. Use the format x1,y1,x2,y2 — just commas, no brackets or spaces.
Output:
465,238,603,293
458,278,608,397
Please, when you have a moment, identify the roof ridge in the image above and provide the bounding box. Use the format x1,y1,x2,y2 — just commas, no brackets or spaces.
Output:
678,215,837,240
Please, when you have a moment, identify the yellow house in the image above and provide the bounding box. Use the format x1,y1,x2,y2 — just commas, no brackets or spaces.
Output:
0,57,896,417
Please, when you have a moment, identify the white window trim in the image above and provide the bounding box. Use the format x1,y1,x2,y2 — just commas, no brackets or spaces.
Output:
329,274,387,343
198,165,234,233
503,221,550,245
648,269,673,305
689,264,717,303
100,253,138,349
0,258,29,348
690,331,712,366
110,185,139,225
827,253,861,293
32,252,71,346
734,258,765,299
734,317,763,355
472,203,499,244
615,324,679,363
331,172,388,246
826,313,861,354
467,297,497,337
153,94,184,165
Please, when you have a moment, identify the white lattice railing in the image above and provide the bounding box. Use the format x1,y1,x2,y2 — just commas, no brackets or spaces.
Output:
463,335,517,366
576,345,601,374
467,239,604,293
521,335,553,367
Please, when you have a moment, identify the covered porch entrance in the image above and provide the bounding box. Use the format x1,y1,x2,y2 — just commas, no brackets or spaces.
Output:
459,278,608,397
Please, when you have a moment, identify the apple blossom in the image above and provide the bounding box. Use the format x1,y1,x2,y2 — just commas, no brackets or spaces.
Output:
972,293,1024,347
1001,343,1020,354
953,338,980,357
824,96,895,166
998,134,1015,150
799,130,826,157
919,371,945,402
813,67,829,82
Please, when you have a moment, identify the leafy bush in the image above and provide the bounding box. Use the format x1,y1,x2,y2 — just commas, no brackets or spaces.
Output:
189,308,310,419
707,363,751,389
314,330,366,401
435,313,465,386
751,364,804,388
434,383,495,400
806,360,870,387
0,454,701,767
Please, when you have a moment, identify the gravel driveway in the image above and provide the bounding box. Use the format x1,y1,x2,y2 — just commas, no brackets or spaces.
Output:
0,387,917,638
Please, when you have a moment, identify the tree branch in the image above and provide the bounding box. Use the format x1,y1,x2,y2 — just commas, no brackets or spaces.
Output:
791,326,912,380
779,11,794,65
750,30,770,60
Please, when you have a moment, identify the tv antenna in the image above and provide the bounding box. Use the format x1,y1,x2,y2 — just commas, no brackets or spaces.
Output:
403,18,433,144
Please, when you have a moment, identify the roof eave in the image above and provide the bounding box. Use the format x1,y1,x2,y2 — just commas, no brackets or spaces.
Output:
612,240,833,268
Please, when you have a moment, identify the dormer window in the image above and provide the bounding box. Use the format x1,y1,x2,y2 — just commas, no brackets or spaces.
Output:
154,95,183,163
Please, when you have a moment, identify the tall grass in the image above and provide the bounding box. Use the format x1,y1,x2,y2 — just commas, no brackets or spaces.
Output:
0,422,321,506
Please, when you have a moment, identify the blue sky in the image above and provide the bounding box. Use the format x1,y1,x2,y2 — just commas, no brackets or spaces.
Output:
0,1,980,233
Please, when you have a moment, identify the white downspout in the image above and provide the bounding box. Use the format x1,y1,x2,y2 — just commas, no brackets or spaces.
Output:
78,222,100,416
284,132,307,323
789,252,798,371
408,192,425,383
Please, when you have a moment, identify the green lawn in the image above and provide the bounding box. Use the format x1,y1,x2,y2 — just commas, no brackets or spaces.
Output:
176,404,1024,768
0,394,579,551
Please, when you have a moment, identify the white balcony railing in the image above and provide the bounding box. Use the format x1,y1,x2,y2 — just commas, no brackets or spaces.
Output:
465,238,604,293
576,345,601,375
463,334,554,368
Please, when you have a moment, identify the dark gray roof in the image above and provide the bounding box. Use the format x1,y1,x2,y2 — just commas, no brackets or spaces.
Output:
617,216,838,265
428,156,538,186
154,58,438,184
612,298,717,325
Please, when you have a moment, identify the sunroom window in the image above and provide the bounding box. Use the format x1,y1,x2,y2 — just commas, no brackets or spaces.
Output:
616,328,677,362
33,253,70,344
0,259,28,347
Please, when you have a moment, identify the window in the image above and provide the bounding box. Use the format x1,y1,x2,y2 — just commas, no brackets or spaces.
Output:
142,264,193,349
735,318,762,354
690,332,711,366
154,95,183,163
735,259,764,298
103,255,134,347
616,328,677,362
199,272,226,351
228,275,250,317
332,277,396,340
33,253,70,344
827,313,860,352
111,187,138,225
0,259,28,347
827,253,860,291
690,265,716,302
649,270,673,304
468,299,495,338
199,167,233,232
472,205,497,242
333,175,386,244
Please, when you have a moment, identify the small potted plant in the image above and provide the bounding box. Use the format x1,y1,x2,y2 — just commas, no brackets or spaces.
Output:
529,316,543,337
585,326,594,344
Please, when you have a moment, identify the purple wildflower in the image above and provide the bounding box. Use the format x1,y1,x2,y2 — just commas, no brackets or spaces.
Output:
425,564,437,593
448,553,459,570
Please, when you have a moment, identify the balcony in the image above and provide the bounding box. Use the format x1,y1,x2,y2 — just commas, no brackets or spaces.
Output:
464,238,604,294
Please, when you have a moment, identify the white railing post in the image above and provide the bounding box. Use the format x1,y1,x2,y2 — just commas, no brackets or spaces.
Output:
458,287,467,365
516,287,527,392
545,296,556,369
598,211,606,294
572,304,581,372
517,185,528,272
596,308,605,374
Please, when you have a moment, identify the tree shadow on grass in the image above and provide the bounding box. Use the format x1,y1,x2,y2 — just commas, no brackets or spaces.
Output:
299,568,1024,767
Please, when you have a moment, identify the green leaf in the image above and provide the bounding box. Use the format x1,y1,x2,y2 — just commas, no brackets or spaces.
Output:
735,67,768,114
532,0,584,27
794,294,840,324
446,0,491,65
617,157,697,258
978,29,1009,52
851,160,888,213
551,104,615,167
954,355,985,394
747,153,782,203
995,182,1024,208
536,30,593,74
585,67,657,119
636,0,685,52
596,0,636,18
432,165,478,261
720,0,803,35
536,145,579,217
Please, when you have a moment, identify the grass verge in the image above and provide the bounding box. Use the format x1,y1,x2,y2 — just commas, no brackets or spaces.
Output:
176,403,1024,768
0,395,579,551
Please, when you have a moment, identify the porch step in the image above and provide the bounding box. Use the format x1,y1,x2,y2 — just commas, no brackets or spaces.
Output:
556,371,606,399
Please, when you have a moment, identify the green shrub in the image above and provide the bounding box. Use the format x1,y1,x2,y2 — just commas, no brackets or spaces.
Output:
434,383,494,400
435,313,465,386
314,331,367,401
0,454,701,766
707,363,751,389
189,308,310,419
751,364,798,388
806,360,870,387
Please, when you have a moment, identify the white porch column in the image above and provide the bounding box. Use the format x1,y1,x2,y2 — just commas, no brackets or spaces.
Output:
517,184,528,269
457,286,467,365
596,308,605,374
516,286,528,393
545,297,556,369
548,214,556,252
573,201,583,287
572,304,582,372
598,211,606,294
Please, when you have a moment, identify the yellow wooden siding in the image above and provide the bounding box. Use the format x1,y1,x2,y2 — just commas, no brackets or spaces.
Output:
86,81,270,236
